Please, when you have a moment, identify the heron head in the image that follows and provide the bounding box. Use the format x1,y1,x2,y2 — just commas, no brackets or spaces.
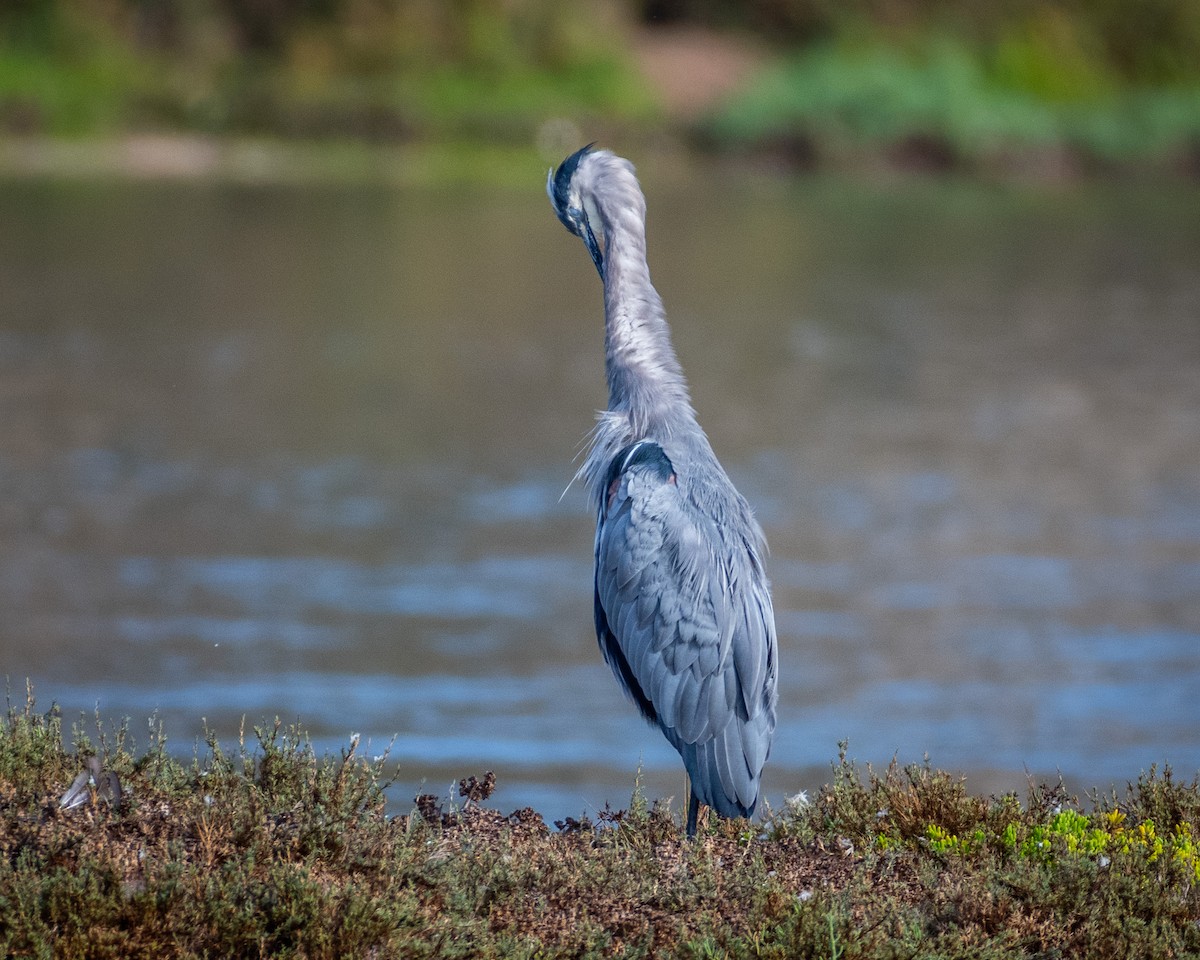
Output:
547,143,605,279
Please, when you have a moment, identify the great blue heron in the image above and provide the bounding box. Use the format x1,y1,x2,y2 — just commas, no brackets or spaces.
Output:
547,145,778,838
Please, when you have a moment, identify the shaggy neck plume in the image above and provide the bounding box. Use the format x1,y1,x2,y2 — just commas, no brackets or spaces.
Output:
589,164,694,439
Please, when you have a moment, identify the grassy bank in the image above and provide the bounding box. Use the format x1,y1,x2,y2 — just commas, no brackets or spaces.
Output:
0,2,653,142
4,3,1200,178
2,691,1199,958
702,37,1200,175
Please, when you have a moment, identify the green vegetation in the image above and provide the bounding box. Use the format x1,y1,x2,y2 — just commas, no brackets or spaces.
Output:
0,1,654,140
705,35,1200,171
695,0,1200,171
3,691,1199,958
2,1,1199,175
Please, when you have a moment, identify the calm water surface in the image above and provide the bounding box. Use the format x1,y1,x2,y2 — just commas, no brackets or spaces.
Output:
1,164,1198,821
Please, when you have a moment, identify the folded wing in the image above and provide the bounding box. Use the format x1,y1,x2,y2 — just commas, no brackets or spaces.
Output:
593,440,777,817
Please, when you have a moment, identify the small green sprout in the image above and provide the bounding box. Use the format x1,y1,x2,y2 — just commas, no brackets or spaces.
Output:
925,824,976,856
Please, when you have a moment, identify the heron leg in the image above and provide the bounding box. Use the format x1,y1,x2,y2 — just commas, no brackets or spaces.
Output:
686,790,700,839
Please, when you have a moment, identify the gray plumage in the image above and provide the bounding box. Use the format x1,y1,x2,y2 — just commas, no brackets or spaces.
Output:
59,755,123,810
547,145,778,837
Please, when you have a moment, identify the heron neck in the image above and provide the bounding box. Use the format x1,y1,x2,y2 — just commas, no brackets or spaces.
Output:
600,212,693,436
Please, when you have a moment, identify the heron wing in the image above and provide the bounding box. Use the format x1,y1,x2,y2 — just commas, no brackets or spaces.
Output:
593,440,777,816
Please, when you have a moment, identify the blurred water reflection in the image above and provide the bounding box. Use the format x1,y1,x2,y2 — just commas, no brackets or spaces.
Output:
1,168,1198,822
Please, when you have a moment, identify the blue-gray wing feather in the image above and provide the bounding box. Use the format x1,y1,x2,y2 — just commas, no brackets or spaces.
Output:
594,441,777,817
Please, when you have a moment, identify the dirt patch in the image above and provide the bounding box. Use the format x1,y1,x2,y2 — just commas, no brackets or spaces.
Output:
630,25,767,118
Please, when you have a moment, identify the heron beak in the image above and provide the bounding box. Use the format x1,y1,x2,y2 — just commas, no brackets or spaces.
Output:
582,217,605,280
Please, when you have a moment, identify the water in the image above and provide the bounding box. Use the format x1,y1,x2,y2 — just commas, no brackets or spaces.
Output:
1,165,1198,822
